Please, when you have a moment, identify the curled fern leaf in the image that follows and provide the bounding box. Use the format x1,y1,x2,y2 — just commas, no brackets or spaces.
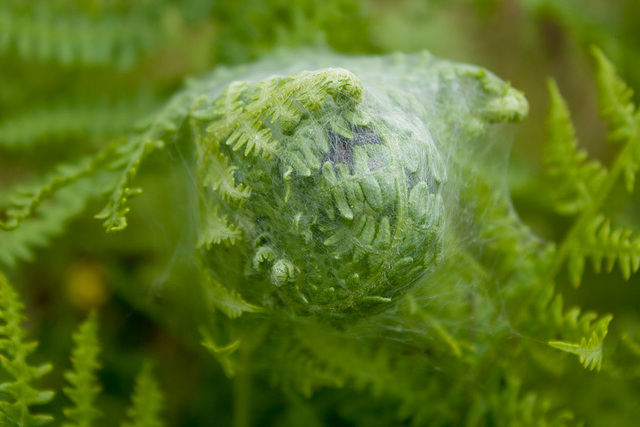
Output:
0,272,54,426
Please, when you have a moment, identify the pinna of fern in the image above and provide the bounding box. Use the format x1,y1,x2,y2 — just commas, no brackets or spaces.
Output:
0,272,53,426
0,273,166,426
63,311,101,427
533,46,640,372
544,47,640,288
121,362,164,427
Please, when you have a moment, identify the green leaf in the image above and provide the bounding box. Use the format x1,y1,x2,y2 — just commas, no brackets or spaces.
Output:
121,362,164,427
63,312,102,427
202,274,260,319
544,80,606,215
549,315,613,371
0,272,54,425
568,215,640,286
592,46,640,192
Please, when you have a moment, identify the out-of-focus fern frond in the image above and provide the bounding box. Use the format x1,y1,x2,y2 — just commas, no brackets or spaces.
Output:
0,93,159,150
593,47,639,144
63,311,102,427
0,272,54,426
544,80,606,215
121,362,164,427
0,2,162,70
482,377,575,426
592,46,640,192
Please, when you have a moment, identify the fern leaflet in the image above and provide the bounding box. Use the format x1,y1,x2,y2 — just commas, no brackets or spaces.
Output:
121,362,164,427
0,2,161,69
0,174,116,267
592,46,640,192
63,311,101,427
0,93,158,150
568,215,640,285
0,272,54,426
549,314,613,371
545,80,606,215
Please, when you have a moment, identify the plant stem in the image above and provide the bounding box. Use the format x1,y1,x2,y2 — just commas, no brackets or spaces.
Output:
233,344,252,427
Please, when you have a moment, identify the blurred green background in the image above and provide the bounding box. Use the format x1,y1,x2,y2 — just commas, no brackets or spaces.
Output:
1,1,639,425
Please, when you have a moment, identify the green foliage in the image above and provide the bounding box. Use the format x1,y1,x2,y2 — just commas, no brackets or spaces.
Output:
0,93,157,151
0,279,166,426
482,377,576,426
0,174,115,267
121,363,164,427
544,48,640,287
568,215,640,284
592,47,640,193
63,311,101,427
2,1,640,426
0,1,162,69
0,272,54,426
545,80,605,215
549,314,613,371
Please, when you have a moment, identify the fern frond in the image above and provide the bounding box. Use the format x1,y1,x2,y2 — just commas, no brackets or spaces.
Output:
529,281,614,371
0,174,116,267
0,272,54,426
198,207,243,248
0,141,123,231
121,362,164,427
545,80,606,215
195,132,251,203
0,2,161,69
94,137,164,232
567,215,640,285
548,49,640,281
592,47,640,192
2,80,195,234
200,68,364,161
63,311,101,427
592,46,639,144
0,94,158,150
549,314,613,371
94,89,201,232
266,330,344,398
201,274,260,319
485,377,575,426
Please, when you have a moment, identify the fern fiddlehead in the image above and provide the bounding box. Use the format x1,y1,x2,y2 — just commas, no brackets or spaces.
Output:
189,52,528,322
